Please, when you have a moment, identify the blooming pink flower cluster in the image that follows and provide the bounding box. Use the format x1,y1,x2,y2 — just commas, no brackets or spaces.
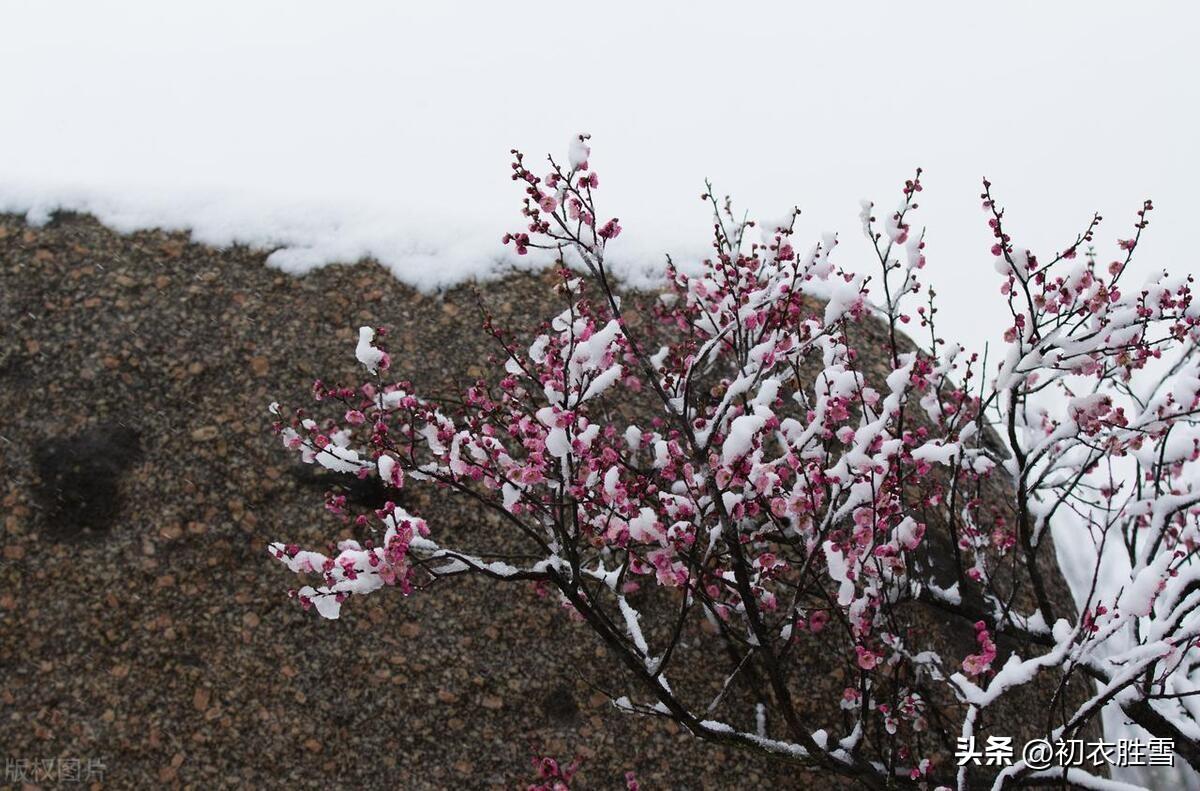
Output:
267,501,426,618
269,136,1200,787
526,755,579,791
961,621,997,677
523,753,638,791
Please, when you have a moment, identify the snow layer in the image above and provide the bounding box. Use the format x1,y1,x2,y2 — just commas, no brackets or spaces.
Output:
2,2,1198,358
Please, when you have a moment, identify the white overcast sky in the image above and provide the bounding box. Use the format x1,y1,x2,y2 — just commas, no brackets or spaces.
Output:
1,1,1197,358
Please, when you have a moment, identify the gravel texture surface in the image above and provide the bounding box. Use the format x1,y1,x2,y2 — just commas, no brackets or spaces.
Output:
0,213,1087,789
0,214,825,789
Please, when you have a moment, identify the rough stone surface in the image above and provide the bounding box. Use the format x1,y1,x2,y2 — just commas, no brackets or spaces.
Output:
0,213,1087,789
0,214,813,789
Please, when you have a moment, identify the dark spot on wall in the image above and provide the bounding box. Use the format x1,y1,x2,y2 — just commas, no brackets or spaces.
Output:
541,684,580,727
32,423,143,538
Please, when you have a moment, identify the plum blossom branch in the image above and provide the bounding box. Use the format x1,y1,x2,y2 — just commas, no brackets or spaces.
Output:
268,135,1199,788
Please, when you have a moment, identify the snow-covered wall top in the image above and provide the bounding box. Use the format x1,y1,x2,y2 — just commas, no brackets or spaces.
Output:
1,1,1196,359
